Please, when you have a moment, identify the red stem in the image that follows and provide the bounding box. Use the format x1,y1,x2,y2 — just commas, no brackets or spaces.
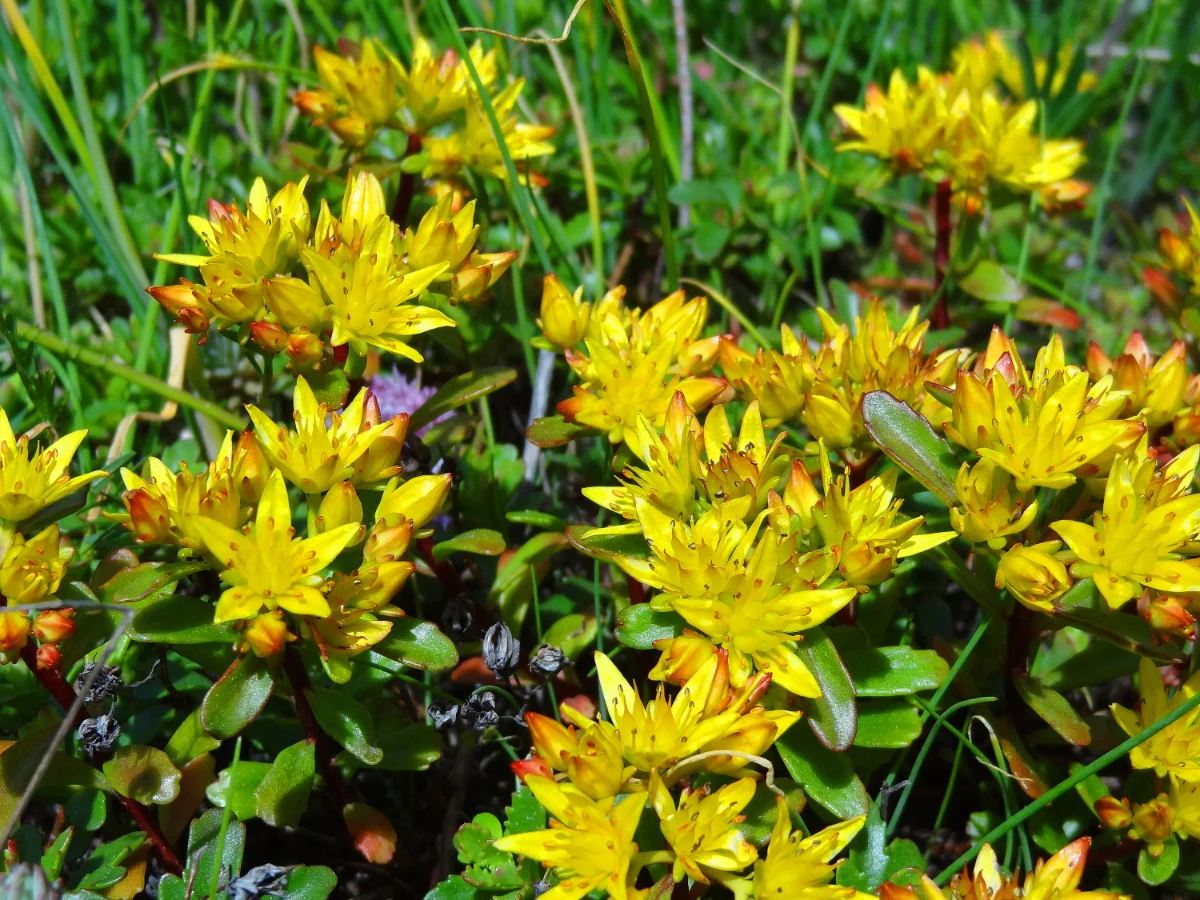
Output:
931,177,952,330
391,132,424,226
627,574,645,606
20,643,182,874
282,646,352,812
418,536,466,597
1006,604,1035,678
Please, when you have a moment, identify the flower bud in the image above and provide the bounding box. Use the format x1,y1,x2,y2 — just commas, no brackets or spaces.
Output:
536,274,590,349
1143,267,1181,311
1094,796,1133,831
35,642,61,671
316,483,365,542
124,488,172,543
802,390,856,449
351,415,408,486
528,644,567,678
376,474,452,530
249,320,288,354
329,116,374,147
1160,228,1193,275
1131,796,1175,846
649,631,718,686
263,276,328,331
286,328,325,370
1139,591,1196,640
31,609,75,644
0,611,31,653
995,542,1071,612
293,89,339,123
343,803,397,864
147,281,211,335
232,430,270,503
241,611,294,658
482,623,520,679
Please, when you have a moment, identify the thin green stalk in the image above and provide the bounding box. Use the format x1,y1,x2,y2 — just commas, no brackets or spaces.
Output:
925,740,964,864
774,0,801,175
1078,0,1162,305
935,687,1200,884
681,277,770,348
270,21,296,142
208,736,241,900
15,320,245,430
885,696,996,838
530,566,559,720
508,217,537,382
799,0,854,157
601,0,679,290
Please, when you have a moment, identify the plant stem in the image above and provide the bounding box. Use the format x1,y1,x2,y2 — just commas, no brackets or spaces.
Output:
19,643,182,874
418,536,466,596
934,686,1200,884
391,132,423,226
15,320,245,430
1007,604,1035,678
931,178,952,329
282,646,352,811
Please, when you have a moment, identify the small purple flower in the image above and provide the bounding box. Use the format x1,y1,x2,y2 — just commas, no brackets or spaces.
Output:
371,367,449,437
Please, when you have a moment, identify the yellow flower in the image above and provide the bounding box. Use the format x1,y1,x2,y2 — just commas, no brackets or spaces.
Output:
696,402,790,517
537,274,592,349
240,610,295,658
0,525,72,605
302,215,453,361
247,377,401,493
650,773,757,885
834,67,950,173
423,80,555,184
950,458,1038,548
394,37,498,132
1086,333,1188,429
558,337,725,449
718,326,814,426
945,365,1144,492
492,775,644,900
953,32,1097,101
1111,656,1200,782
994,541,1073,612
887,839,1120,900
298,40,402,145
117,432,246,550
1052,449,1200,609
402,196,515,305
519,710,630,802
374,473,454,530
1169,779,1200,840
1158,199,1200,292
751,796,865,900
810,463,955,590
594,650,801,777
193,469,359,623
0,411,106,523
620,502,856,696
150,178,311,329
314,169,391,253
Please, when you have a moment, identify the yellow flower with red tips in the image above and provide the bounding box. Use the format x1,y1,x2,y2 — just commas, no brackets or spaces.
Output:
834,67,950,174
594,650,801,777
718,325,814,427
302,215,453,362
517,711,630,802
650,773,758,886
945,364,1143,491
0,411,106,523
810,460,955,590
952,31,1097,101
296,39,403,145
375,472,453,530
620,502,856,696
950,458,1038,549
1086,333,1189,429
192,469,359,624
492,775,645,900
751,797,866,900
394,37,498,132
1112,657,1200,782
1052,448,1200,609
402,196,515,306
247,377,404,494
558,336,725,449
424,80,556,185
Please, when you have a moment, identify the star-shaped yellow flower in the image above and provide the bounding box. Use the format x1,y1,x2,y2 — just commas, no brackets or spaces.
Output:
0,410,106,523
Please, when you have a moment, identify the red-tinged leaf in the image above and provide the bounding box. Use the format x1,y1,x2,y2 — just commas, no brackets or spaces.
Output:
1014,298,1081,329
1014,674,1091,746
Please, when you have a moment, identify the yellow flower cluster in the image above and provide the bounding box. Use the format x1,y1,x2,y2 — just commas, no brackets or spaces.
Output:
933,327,1200,624
148,171,515,371
114,379,451,675
502,651,865,900
294,37,554,185
719,298,966,457
540,275,726,449
0,410,106,668
833,33,1091,211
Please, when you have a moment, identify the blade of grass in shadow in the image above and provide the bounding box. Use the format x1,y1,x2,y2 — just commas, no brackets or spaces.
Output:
681,277,769,348
602,0,679,290
1078,1,1162,304
934,686,1200,884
